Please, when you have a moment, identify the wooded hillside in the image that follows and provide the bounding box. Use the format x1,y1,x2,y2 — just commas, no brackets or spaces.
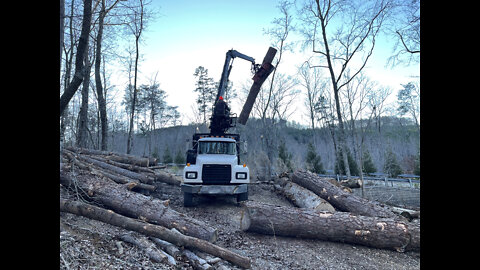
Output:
62,116,418,181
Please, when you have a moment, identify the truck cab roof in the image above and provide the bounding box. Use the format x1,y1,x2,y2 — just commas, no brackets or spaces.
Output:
198,137,236,142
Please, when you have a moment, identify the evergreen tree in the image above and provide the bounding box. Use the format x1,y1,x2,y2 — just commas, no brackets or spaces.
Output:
362,149,376,175
174,149,186,165
193,66,216,125
384,148,403,177
163,146,173,164
334,147,359,176
305,143,325,174
413,149,420,176
278,140,293,172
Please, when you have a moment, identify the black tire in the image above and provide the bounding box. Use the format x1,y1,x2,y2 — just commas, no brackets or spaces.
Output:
237,191,248,202
183,192,194,207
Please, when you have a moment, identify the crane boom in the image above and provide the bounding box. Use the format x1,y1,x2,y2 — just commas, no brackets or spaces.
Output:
215,49,258,104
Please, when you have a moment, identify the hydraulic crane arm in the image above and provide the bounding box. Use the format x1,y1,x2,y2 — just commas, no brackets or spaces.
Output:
215,49,259,104
209,47,276,135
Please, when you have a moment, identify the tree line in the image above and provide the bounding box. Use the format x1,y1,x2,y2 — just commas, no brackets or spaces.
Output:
60,0,420,178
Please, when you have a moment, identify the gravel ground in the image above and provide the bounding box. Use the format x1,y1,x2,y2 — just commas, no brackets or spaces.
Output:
60,173,420,269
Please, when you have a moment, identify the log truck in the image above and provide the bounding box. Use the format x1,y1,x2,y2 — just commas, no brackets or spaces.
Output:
181,47,277,206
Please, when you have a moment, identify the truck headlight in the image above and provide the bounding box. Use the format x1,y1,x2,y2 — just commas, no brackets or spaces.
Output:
236,172,247,179
185,172,197,179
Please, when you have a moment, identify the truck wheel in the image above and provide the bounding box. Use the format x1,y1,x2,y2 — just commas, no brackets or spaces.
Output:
237,191,248,202
184,192,194,207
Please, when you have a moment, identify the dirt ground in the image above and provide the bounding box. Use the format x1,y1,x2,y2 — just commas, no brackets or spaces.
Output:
60,173,420,269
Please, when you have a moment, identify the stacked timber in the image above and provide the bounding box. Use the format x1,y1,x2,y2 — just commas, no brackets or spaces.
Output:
60,147,251,269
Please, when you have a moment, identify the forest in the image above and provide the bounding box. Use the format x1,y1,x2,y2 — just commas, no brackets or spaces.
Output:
60,0,420,179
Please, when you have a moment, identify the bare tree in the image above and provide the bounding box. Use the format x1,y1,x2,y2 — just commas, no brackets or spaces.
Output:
386,0,420,67
298,0,391,178
60,0,93,115
126,0,148,154
94,0,123,150
298,62,326,146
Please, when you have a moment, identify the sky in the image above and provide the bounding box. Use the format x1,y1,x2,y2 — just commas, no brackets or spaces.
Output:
110,0,419,126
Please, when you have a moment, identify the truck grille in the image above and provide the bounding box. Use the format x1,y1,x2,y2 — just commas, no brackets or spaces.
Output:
202,164,231,184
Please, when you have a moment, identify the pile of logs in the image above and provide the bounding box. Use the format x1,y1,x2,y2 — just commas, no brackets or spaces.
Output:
60,147,251,269
241,170,420,252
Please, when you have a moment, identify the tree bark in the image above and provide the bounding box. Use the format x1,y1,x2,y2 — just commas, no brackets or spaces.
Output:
59,0,92,116
291,170,400,219
117,233,168,263
60,198,251,268
240,201,419,252
95,0,108,151
76,154,154,184
67,146,156,167
275,180,335,212
64,149,156,192
60,172,217,242
238,47,277,125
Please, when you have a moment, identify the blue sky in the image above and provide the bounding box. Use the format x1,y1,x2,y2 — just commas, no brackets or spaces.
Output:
112,0,419,125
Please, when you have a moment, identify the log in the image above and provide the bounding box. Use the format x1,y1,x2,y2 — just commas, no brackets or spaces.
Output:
150,237,181,258
182,249,213,270
89,155,156,174
66,146,156,166
60,198,251,269
64,151,156,192
152,170,182,186
60,172,217,242
238,47,277,125
240,201,419,252
75,153,154,184
117,233,168,263
275,180,335,212
291,170,400,219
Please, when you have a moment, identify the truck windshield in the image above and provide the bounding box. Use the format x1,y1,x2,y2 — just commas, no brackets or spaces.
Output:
199,141,236,155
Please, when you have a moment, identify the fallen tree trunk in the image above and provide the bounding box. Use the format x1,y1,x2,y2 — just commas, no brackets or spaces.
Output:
75,153,154,184
60,198,251,269
66,146,156,167
117,233,168,263
291,170,399,219
64,150,156,192
60,172,217,242
152,170,182,186
240,201,419,252
275,180,335,212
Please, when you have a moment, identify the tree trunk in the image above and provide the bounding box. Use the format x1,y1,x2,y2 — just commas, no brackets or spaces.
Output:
59,0,92,116
117,233,168,263
60,172,217,242
240,201,419,252
76,51,91,148
291,170,400,219
60,198,251,268
238,47,277,125
75,154,154,184
95,1,108,151
67,146,156,167
275,179,335,212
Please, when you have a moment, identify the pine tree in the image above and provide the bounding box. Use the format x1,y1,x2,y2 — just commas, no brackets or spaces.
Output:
362,150,376,175
413,148,420,175
384,148,403,177
278,140,293,172
305,143,325,174
193,66,216,125
174,149,186,165
334,148,359,176
163,146,173,164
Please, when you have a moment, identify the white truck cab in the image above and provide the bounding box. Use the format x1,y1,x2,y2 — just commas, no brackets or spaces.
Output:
181,135,249,206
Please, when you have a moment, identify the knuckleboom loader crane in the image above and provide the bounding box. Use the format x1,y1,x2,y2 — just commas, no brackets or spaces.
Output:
182,47,277,206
